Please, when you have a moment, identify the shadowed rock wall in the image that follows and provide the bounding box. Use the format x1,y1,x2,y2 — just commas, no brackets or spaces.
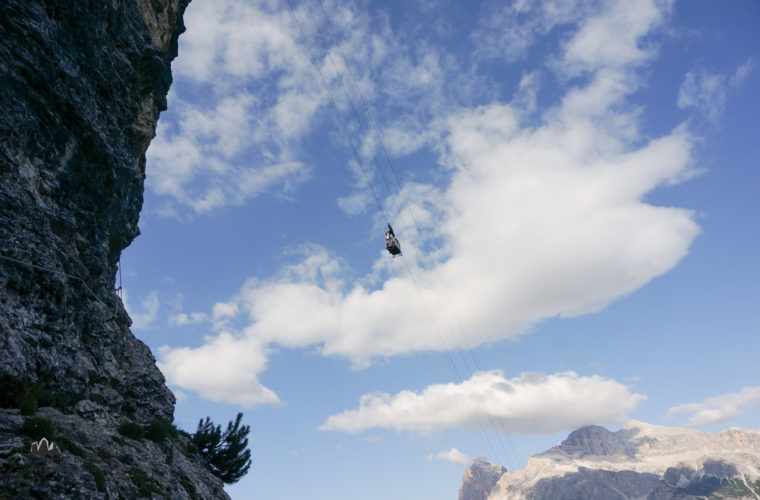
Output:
0,0,231,497
0,0,183,424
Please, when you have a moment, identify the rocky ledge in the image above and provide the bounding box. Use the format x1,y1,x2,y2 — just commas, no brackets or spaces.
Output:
0,0,230,497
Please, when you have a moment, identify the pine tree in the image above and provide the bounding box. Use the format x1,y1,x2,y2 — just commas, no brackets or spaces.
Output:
193,412,252,484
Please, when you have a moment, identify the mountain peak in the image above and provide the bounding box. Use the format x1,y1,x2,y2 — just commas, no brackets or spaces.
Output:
461,421,760,499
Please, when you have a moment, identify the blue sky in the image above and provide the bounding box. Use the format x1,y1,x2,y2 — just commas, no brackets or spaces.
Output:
121,0,759,497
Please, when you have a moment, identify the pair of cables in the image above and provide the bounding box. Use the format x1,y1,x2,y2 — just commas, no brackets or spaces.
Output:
283,0,520,469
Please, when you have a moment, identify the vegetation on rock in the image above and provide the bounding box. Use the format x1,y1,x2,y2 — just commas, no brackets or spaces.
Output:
118,421,145,441
130,466,163,497
84,462,106,492
193,412,252,484
21,417,56,440
145,418,179,443
0,371,80,415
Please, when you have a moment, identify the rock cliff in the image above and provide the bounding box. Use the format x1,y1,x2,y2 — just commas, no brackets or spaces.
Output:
0,0,229,497
460,421,760,500
459,457,507,500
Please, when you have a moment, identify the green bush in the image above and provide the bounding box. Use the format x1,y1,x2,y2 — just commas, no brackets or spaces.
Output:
0,372,25,408
118,422,144,441
130,467,162,497
21,417,56,441
180,476,199,500
84,462,106,492
145,419,178,443
0,371,81,414
0,372,43,415
56,436,86,458
18,388,38,416
38,388,80,409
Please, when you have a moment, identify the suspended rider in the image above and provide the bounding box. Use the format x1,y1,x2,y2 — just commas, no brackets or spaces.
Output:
385,223,401,257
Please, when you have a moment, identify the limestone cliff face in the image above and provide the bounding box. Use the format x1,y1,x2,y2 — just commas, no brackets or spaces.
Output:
460,422,760,500
459,457,507,500
0,0,229,497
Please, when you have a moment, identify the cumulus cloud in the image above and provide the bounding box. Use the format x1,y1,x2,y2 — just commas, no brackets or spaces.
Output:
157,333,280,408
169,312,208,327
147,94,310,214
124,290,160,331
320,371,645,435
667,386,760,426
158,0,699,407
428,448,472,465
144,0,319,214
212,301,239,320
559,0,666,74
146,0,460,216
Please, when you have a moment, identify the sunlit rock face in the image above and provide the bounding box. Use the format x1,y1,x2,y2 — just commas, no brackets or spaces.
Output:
0,0,228,497
460,457,508,500
461,421,760,500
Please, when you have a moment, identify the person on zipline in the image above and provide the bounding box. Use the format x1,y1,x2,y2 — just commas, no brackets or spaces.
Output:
385,224,401,256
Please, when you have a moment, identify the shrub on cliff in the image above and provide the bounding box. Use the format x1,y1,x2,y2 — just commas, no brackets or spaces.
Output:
0,371,80,415
192,412,252,484
21,417,56,440
118,422,144,440
145,419,178,443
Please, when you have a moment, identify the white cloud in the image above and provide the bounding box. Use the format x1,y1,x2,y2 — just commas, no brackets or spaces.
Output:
145,0,320,214
677,70,728,122
177,94,697,368
320,371,645,435
472,0,594,63
147,92,311,214
676,57,754,122
212,301,239,320
158,0,699,407
169,312,208,326
146,0,470,216
667,386,760,426
124,290,160,331
157,333,280,408
560,0,667,74
730,57,755,87
428,447,472,465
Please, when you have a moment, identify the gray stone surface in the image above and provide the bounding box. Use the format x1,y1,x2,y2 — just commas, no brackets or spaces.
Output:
459,457,507,500
0,0,231,497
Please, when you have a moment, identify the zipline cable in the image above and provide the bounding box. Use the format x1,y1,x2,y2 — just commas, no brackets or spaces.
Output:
313,0,521,468
301,1,403,220
284,0,505,465
283,0,389,226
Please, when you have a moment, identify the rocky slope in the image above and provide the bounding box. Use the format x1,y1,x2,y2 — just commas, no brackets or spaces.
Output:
460,421,760,500
0,0,229,497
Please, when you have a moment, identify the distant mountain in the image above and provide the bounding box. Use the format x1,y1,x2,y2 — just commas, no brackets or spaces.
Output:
459,421,760,500
460,457,508,500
